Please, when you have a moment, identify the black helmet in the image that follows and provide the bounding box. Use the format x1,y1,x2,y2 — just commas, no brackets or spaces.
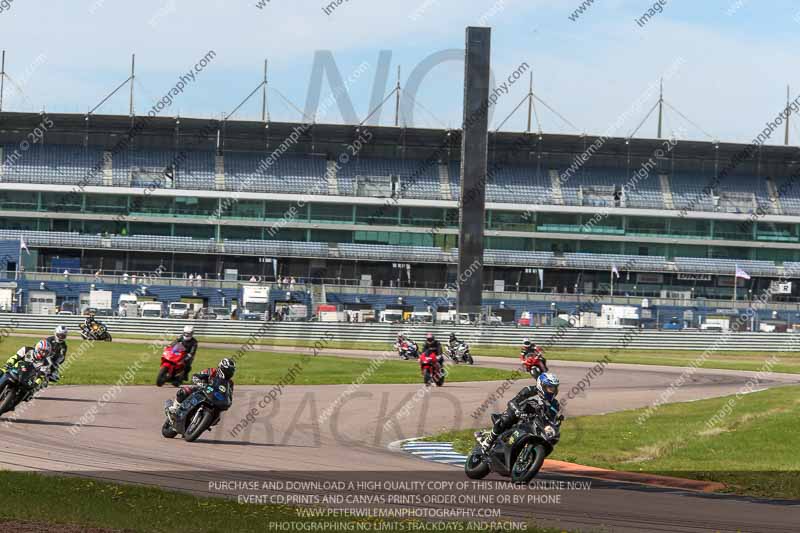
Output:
218,358,236,380
426,332,434,342
449,332,456,340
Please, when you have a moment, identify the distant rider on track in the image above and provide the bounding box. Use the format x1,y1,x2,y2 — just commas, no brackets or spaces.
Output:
170,325,198,377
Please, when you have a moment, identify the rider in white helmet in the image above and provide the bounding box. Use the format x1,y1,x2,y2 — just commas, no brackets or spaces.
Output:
44,325,68,383
170,325,198,377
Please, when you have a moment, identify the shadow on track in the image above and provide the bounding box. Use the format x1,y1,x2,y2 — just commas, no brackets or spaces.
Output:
193,439,316,448
35,397,137,405
1,418,135,430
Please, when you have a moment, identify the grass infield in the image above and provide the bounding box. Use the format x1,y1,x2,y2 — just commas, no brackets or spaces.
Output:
0,336,510,386
427,386,800,499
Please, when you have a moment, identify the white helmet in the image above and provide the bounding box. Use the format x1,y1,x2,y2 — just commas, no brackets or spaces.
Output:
182,325,194,340
54,325,68,342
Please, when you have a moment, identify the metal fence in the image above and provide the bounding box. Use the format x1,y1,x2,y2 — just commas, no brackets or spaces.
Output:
1,314,798,351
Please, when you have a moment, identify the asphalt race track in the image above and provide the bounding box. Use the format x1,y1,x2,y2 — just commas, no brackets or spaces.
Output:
0,349,798,532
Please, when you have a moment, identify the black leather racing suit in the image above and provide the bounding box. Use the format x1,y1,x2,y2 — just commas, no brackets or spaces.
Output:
487,385,561,445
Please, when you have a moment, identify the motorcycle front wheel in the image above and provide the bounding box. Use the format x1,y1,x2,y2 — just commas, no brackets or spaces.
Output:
183,407,215,442
510,442,547,484
156,367,170,387
422,369,432,386
0,385,18,415
161,419,178,438
464,445,490,479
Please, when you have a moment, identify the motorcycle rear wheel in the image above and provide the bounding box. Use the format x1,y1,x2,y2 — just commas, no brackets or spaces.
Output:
464,445,490,479
183,408,215,442
510,443,547,484
161,419,178,438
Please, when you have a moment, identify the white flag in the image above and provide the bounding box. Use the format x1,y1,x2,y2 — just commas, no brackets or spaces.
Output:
19,237,30,255
735,265,750,280
611,264,620,278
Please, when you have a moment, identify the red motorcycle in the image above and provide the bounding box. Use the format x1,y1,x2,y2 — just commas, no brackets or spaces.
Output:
522,348,548,379
419,350,445,387
156,345,189,387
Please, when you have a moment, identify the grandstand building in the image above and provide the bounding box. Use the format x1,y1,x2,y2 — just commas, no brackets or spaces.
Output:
2,110,800,308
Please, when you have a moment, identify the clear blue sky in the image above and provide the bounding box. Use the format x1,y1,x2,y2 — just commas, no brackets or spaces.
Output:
1,0,798,144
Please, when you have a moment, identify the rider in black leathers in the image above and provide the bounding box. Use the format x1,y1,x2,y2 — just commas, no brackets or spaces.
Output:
478,372,562,451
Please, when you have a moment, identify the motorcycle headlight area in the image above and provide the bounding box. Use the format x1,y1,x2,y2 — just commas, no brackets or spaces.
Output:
543,425,557,440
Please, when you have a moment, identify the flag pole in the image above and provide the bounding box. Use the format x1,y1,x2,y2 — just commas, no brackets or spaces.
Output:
15,237,22,281
610,269,614,297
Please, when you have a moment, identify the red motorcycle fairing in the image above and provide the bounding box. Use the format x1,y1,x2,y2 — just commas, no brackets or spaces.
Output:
160,345,188,376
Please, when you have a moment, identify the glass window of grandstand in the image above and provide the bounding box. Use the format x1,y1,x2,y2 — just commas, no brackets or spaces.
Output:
221,226,263,240
41,192,82,212
489,210,534,231
310,229,352,243
265,228,306,241
225,200,263,219
174,223,215,239
354,230,435,247
81,220,121,236
627,243,666,257
355,205,399,226
755,248,797,263
432,232,457,250
537,213,580,233
670,218,710,239
578,241,623,254
265,201,305,221
129,222,171,236
0,190,37,211
670,244,707,260
0,217,38,231
710,246,751,260
400,207,444,227
627,216,667,236
580,214,623,234
535,238,577,253
756,222,797,242
310,203,353,224
130,195,172,216
174,197,217,217
713,220,750,241
487,236,533,251
85,194,128,215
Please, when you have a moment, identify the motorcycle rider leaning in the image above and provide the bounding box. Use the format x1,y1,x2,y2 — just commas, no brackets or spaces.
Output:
43,326,68,383
448,332,461,352
171,325,198,377
2,339,54,390
520,338,547,375
478,372,562,451
168,358,236,415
